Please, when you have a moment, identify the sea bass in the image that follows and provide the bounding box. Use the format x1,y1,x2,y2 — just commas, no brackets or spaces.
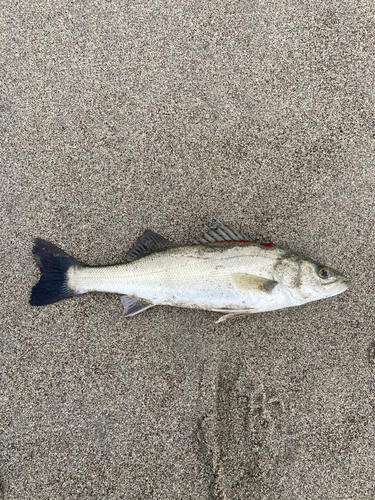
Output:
30,225,348,323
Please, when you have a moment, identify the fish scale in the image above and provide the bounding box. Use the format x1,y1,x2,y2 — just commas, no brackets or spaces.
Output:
70,245,275,309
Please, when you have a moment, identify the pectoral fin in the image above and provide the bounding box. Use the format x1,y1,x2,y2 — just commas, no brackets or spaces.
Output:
232,273,278,293
121,296,155,317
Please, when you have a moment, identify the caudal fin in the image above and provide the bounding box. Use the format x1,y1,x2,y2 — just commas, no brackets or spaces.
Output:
30,239,83,306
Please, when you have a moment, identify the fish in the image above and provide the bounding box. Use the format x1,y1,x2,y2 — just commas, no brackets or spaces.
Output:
29,224,349,323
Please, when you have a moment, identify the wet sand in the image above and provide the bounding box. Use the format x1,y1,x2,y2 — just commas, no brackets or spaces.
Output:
1,1,374,498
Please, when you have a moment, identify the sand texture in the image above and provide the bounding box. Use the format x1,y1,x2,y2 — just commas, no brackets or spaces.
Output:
1,1,374,498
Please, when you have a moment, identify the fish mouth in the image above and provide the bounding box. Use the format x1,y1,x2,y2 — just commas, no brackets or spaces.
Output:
323,279,349,297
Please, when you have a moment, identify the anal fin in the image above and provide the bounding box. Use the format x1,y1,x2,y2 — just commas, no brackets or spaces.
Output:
121,295,155,317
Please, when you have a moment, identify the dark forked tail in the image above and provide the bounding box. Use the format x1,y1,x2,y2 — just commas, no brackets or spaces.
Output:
30,239,83,306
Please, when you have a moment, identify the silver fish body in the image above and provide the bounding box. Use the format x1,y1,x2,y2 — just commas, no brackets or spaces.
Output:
30,225,348,323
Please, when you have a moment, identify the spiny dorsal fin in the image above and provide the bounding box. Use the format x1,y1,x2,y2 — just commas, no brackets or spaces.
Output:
194,224,254,244
126,229,176,262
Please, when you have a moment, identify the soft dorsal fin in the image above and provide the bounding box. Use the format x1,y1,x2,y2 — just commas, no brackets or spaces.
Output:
126,230,176,262
194,224,254,244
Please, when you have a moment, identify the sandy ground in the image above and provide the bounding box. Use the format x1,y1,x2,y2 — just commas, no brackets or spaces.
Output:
1,0,374,498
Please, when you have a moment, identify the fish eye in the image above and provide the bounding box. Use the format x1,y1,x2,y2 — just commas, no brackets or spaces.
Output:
317,266,330,279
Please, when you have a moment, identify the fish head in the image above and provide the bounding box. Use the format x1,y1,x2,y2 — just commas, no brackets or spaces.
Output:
274,250,349,304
